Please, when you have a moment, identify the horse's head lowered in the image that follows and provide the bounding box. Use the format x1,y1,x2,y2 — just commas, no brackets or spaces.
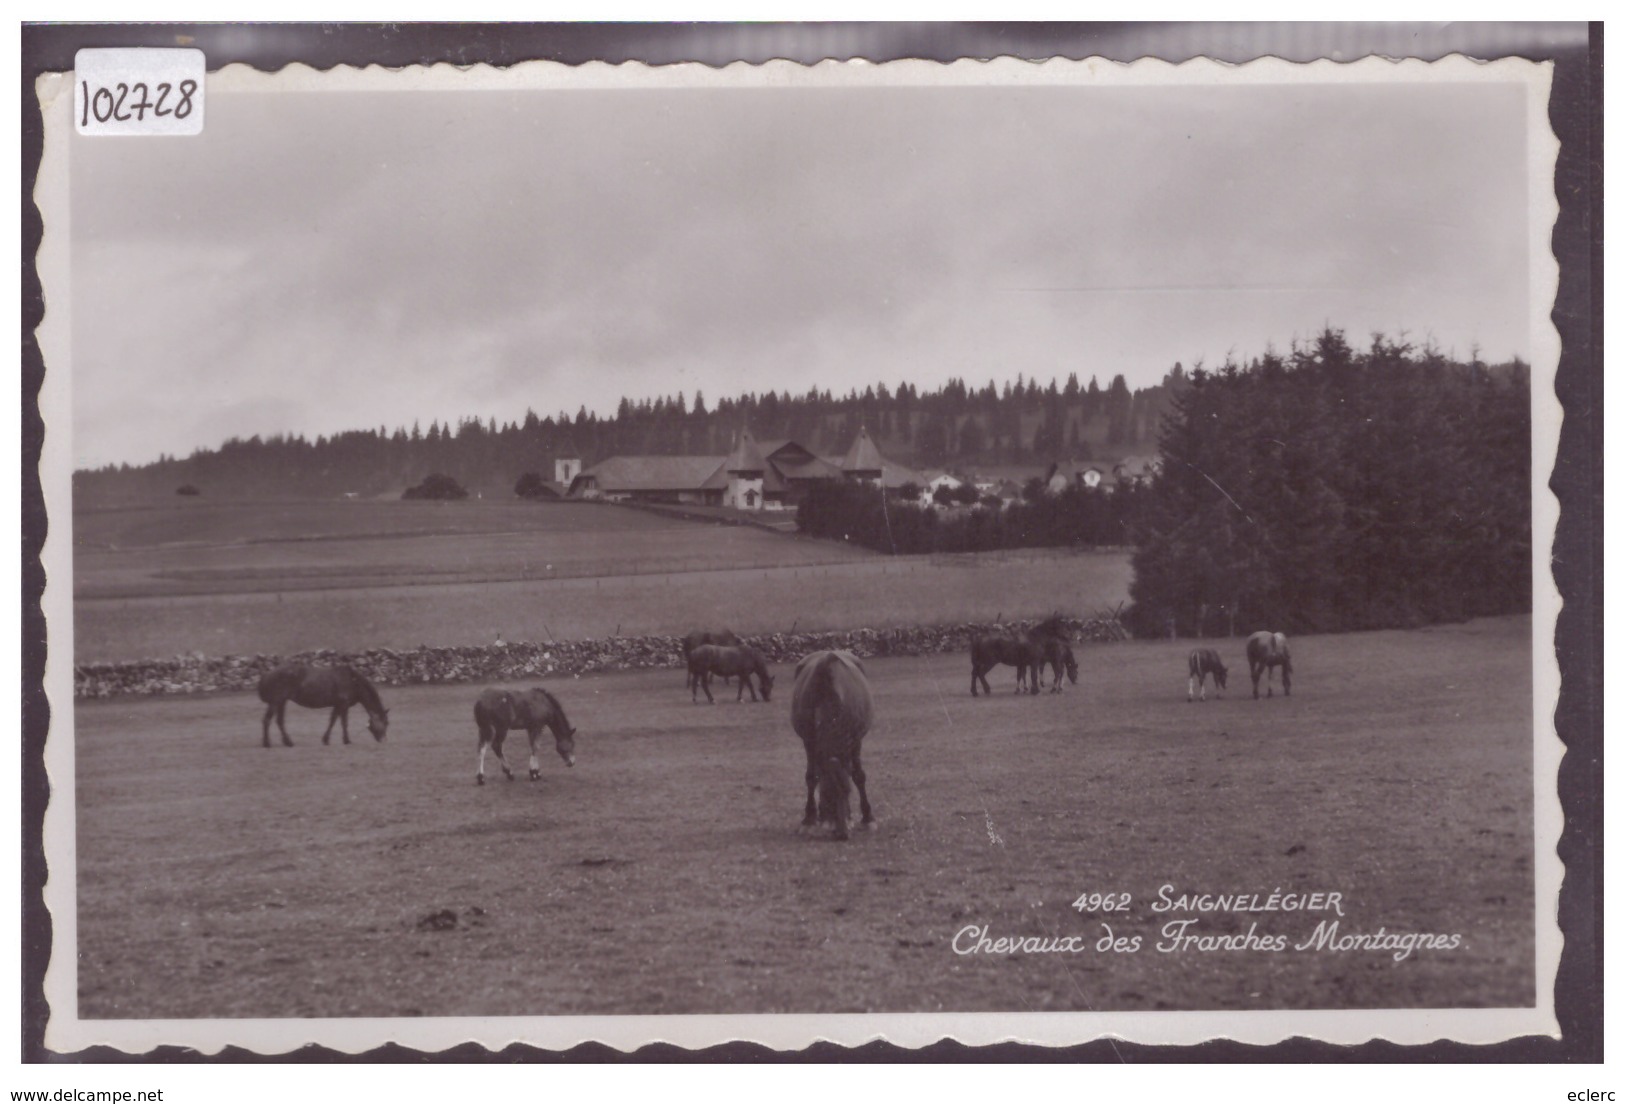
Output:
758,669,776,702
1061,646,1079,686
554,725,577,768
367,707,390,742
1211,661,1229,692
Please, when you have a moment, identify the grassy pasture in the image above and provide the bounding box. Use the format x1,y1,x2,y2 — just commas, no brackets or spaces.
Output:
73,498,880,600
73,499,1133,661
75,553,1132,661
73,616,1533,1018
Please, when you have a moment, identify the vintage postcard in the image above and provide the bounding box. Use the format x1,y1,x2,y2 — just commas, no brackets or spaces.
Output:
33,50,1564,1055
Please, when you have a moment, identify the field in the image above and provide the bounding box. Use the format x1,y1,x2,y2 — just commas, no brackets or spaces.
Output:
72,616,1534,1018
72,498,1134,660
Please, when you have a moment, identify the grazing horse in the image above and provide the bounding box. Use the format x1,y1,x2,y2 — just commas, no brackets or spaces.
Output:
687,644,774,703
970,634,1044,696
1246,631,1292,699
1032,638,1079,694
790,650,873,840
1187,647,1228,701
473,687,577,785
258,663,388,748
681,628,741,692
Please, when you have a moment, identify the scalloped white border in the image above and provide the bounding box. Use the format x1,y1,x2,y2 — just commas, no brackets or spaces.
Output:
33,52,1563,1054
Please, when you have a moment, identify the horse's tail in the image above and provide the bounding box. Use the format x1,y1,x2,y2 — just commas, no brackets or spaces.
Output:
257,665,293,704
817,751,852,830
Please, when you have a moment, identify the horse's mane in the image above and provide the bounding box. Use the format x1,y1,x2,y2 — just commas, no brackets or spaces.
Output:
532,685,570,728
346,667,385,713
1029,613,1069,642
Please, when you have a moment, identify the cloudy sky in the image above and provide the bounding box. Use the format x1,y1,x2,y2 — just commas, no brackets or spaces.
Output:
67,66,1535,469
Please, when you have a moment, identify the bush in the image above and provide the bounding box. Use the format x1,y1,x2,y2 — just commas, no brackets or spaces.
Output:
175,484,201,496
514,471,547,498
403,473,469,500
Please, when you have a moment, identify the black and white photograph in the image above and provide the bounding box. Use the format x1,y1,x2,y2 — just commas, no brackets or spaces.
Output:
25,24,1594,1063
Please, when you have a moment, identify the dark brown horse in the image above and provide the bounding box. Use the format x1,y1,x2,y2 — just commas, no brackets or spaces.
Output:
1187,647,1228,701
1246,631,1292,699
1032,638,1079,694
681,628,741,692
474,687,577,785
258,663,389,748
790,650,873,840
970,635,1043,696
688,644,774,703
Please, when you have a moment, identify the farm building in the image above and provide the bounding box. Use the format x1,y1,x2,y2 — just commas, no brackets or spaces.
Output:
1112,454,1160,485
568,428,923,512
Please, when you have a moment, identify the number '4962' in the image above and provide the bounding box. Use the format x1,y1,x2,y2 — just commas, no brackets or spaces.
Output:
1071,892,1132,913
80,80,197,126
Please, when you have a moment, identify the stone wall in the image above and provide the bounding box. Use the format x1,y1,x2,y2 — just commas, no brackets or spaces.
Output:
73,617,1128,699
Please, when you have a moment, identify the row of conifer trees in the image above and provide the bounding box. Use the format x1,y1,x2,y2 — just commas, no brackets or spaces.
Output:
1128,331,1531,636
797,329,1531,638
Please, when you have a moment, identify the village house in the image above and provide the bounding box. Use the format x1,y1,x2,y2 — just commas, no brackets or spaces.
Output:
567,427,923,512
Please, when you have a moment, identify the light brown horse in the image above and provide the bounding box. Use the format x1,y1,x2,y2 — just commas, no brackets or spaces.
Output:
1245,631,1292,699
790,650,873,840
258,663,388,748
474,687,576,785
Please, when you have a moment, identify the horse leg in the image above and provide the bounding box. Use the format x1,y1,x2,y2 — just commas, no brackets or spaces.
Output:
276,702,294,746
1188,673,1197,702
701,673,714,704
970,662,979,697
801,742,819,828
1282,664,1291,697
1251,662,1263,699
852,745,875,828
492,728,516,780
477,737,487,785
321,707,339,745
339,706,352,745
526,728,542,781
262,701,276,747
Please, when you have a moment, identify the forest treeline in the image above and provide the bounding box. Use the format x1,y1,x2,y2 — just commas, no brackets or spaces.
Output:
1129,332,1531,636
74,368,1180,503
799,331,1531,638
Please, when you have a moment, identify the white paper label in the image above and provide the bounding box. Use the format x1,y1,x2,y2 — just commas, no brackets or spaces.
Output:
74,48,205,136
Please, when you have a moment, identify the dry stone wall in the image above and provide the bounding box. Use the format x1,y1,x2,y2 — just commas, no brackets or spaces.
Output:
74,617,1128,699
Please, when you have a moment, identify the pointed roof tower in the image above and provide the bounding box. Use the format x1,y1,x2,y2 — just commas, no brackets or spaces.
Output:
841,426,885,478
725,428,767,474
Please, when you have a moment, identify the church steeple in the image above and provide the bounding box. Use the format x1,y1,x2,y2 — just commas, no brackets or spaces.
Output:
841,426,884,480
725,428,766,474
724,427,767,511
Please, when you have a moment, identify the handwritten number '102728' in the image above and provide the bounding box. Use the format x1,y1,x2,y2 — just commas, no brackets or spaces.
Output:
80,80,197,126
